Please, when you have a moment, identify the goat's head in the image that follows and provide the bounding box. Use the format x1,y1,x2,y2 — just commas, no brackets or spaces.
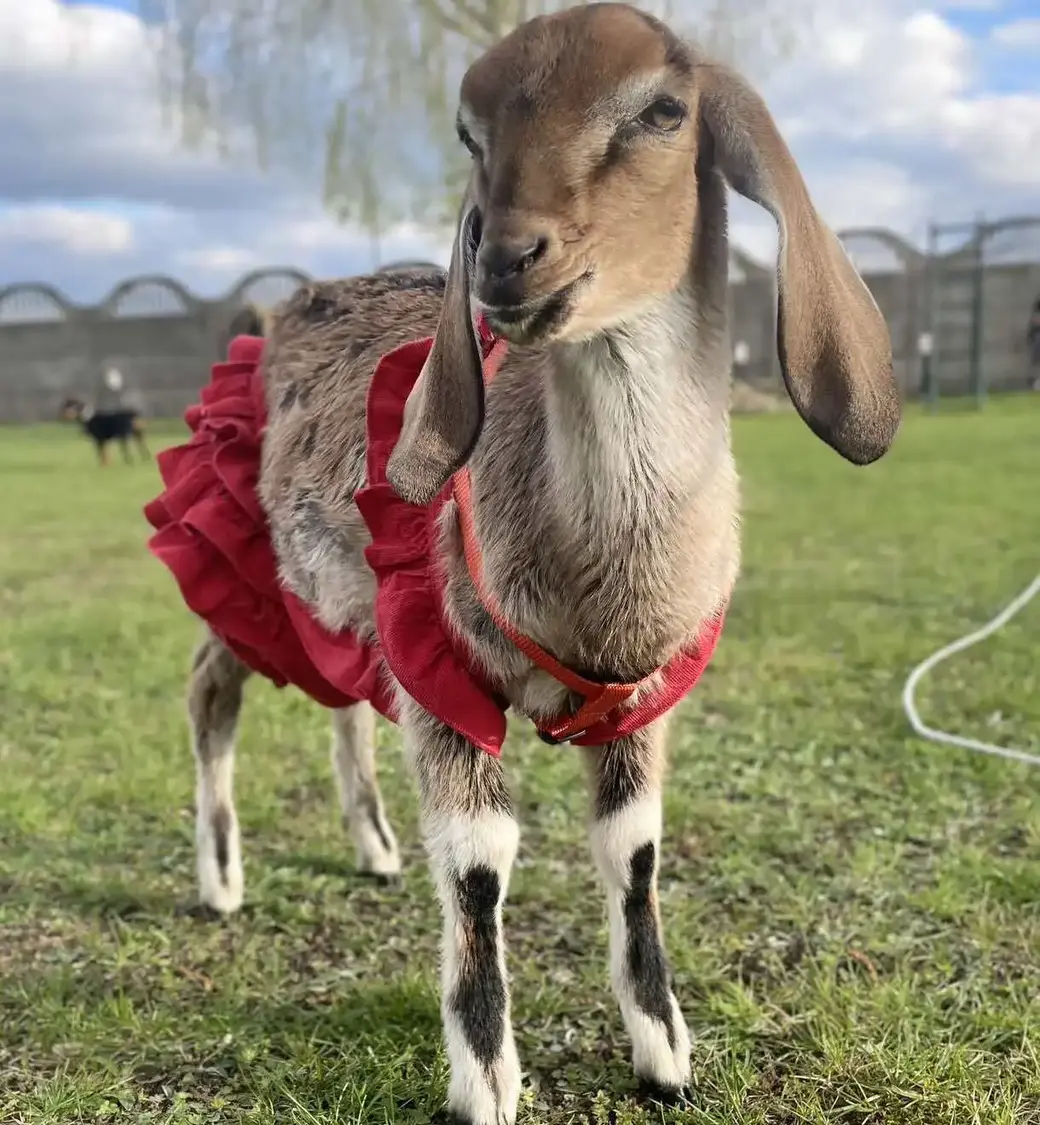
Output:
387,1,900,505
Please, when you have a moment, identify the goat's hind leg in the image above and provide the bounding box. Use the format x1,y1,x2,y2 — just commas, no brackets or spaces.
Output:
329,703,401,880
584,724,691,1095
188,629,251,915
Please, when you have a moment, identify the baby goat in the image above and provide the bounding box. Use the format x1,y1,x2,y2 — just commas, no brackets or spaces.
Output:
147,5,899,1123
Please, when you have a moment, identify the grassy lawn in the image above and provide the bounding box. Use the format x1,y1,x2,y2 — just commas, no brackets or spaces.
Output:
1,399,1038,1125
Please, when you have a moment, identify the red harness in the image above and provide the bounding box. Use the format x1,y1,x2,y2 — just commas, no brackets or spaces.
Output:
145,331,726,756
450,334,725,745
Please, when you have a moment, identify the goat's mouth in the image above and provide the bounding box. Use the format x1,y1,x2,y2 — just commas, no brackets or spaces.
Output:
478,272,592,344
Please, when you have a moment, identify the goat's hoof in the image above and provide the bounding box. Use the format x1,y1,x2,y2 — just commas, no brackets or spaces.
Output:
369,870,403,889
196,879,244,917
354,863,402,889
182,902,232,923
195,868,244,919
442,1068,520,1125
636,1079,692,1107
355,848,402,885
435,1111,515,1125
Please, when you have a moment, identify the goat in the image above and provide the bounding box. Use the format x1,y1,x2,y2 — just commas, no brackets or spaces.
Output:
145,5,899,1122
61,396,149,466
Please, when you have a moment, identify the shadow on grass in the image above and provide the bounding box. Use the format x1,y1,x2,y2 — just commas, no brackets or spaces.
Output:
9,869,411,925
3,832,418,927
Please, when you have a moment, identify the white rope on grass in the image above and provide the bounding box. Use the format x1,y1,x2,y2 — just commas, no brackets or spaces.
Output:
902,573,1040,767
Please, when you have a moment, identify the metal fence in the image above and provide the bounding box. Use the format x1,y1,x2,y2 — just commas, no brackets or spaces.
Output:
2,218,1038,424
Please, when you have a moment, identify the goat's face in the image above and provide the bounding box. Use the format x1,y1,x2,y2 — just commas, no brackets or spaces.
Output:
459,3,698,344
387,2,899,507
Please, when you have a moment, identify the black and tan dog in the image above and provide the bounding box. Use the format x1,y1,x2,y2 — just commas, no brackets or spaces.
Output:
60,397,150,466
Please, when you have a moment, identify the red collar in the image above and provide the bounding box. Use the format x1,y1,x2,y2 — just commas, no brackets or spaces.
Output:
451,328,710,745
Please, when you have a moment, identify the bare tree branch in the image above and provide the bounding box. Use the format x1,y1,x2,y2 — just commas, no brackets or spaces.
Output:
141,0,814,235
415,0,481,42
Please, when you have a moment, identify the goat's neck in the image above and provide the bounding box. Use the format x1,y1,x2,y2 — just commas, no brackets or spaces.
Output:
463,283,737,679
455,280,737,683
542,285,730,532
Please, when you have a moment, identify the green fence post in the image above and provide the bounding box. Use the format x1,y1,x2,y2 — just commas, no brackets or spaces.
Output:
969,215,986,408
924,222,938,408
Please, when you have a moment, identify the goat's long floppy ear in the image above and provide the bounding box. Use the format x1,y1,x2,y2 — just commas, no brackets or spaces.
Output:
386,198,485,504
699,63,900,464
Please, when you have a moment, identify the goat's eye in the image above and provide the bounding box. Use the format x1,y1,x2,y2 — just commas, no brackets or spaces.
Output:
637,97,686,132
457,122,482,158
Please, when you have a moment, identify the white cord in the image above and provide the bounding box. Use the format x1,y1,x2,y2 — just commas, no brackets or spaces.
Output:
902,574,1040,767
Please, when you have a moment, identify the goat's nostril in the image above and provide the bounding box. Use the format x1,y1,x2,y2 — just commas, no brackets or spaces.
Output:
480,235,550,279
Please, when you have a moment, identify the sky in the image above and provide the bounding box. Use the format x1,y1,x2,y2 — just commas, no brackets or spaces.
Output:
1,0,1038,305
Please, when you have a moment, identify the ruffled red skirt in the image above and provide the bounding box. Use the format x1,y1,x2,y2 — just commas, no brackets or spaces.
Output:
145,334,725,757
145,333,510,754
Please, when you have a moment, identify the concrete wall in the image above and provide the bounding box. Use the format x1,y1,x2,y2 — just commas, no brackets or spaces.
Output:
0,269,309,424
2,223,1038,424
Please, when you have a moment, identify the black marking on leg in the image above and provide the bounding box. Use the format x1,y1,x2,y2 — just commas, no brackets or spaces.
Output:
211,806,231,887
594,741,650,820
361,792,394,856
450,865,506,1068
624,842,676,1047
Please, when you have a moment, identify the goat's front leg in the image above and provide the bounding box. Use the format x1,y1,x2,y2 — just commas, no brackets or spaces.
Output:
401,696,522,1125
583,723,691,1094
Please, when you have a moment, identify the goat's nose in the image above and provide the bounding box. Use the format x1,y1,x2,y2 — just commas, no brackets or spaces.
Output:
478,234,549,279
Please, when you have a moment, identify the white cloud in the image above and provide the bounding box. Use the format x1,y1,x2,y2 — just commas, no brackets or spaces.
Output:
0,0,1037,297
991,18,1040,49
0,204,134,255
778,8,973,136
938,94,1040,186
0,199,452,301
176,246,261,277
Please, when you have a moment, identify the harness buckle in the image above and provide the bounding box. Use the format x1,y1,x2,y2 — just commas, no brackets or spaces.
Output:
537,727,588,746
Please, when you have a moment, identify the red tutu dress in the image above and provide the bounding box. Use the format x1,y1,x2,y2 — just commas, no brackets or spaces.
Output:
144,332,725,756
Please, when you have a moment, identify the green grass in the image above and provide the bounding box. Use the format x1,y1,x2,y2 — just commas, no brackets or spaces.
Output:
1,399,1038,1125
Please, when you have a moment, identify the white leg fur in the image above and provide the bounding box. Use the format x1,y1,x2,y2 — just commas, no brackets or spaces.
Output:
194,747,243,914
426,810,522,1125
330,704,401,876
589,791,691,1090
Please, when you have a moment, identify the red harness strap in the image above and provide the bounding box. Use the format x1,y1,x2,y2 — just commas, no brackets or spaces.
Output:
451,336,660,745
